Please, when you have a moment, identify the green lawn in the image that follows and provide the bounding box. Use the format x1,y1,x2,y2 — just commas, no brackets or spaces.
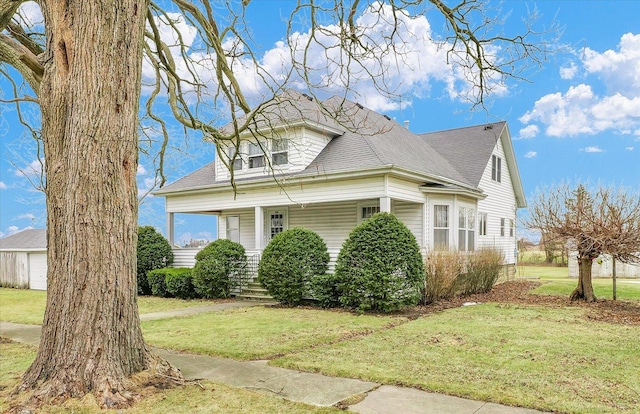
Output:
516,265,640,301
3,285,639,413
272,303,640,414
0,341,340,414
0,288,218,325
142,306,407,360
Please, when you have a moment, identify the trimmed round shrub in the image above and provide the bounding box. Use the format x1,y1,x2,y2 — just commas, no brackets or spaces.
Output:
165,268,198,299
147,268,172,298
137,226,174,295
334,212,424,312
258,228,329,306
193,239,246,298
309,272,341,308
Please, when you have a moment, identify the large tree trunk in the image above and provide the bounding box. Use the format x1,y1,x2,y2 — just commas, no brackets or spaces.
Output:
15,0,181,409
570,254,596,302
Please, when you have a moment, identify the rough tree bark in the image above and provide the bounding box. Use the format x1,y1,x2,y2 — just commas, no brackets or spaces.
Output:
15,0,181,408
570,254,596,302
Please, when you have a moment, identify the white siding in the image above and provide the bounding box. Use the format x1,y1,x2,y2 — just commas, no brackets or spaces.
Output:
391,200,423,247
387,176,425,203
476,131,518,264
219,209,256,250
289,201,357,250
28,253,47,290
0,252,30,288
172,248,202,268
166,176,385,212
569,254,640,279
215,126,333,182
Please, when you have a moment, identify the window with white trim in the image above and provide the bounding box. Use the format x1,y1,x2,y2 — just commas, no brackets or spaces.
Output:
361,205,380,220
491,155,502,182
509,219,515,237
226,216,240,243
478,212,488,236
248,142,266,169
433,205,449,250
227,145,243,171
271,139,288,166
458,207,475,251
500,218,506,237
268,210,287,240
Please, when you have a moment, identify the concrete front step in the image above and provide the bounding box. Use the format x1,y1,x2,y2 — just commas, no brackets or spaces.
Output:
235,293,275,302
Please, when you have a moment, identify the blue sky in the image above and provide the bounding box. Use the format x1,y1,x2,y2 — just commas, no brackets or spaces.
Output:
1,1,639,243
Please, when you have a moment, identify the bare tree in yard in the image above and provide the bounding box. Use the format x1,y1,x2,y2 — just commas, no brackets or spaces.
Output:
0,0,551,409
527,184,640,302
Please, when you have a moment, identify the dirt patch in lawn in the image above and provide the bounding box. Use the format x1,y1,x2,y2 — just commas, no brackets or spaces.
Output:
403,280,640,326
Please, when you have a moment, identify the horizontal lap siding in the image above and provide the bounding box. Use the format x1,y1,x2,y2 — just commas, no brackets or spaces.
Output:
387,176,425,203
392,200,423,248
477,132,518,264
173,248,201,268
289,201,357,250
218,209,256,249
166,176,385,212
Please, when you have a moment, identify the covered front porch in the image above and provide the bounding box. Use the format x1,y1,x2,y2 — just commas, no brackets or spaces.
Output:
166,195,427,271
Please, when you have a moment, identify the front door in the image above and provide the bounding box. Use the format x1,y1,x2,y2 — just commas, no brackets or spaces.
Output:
266,208,288,242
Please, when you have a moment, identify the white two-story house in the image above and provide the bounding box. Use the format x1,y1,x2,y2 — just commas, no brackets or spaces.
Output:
154,90,526,276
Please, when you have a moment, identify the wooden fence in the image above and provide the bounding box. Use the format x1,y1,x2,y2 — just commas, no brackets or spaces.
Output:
0,252,30,288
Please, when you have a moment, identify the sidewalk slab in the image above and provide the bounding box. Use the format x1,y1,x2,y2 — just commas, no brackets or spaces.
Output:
154,348,378,406
0,321,40,347
350,385,544,414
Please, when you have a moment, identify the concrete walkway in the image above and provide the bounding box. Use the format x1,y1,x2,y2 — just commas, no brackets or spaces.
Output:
0,304,545,414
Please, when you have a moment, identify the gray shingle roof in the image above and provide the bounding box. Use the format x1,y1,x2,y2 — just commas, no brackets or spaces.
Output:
420,122,506,187
156,91,506,194
0,229,47,250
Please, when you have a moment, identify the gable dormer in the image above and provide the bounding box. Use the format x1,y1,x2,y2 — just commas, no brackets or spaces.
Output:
215,121,343,182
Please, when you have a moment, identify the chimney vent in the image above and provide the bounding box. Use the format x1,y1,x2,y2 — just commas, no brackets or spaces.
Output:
404,120,410,130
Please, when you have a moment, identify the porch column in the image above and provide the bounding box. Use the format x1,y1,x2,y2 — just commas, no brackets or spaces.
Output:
166,212,175,246
254,206,264,251
380,196,391,213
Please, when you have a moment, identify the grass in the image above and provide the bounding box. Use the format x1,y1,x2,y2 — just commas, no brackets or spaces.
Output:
3,283,640,413
142,306,406,360
0,341,340,414
271,303,640,414
517,265,640,301
0,288,219,325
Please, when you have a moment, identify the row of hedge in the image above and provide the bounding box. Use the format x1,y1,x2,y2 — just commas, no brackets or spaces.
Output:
137,214,505,312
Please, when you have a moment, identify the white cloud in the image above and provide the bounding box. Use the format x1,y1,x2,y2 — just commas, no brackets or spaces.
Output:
582,32,640,97
517,125,539,139
17,1,43,28
17,213,35,220
138,177,158,198
0,181,7,190
142,3,507,112
581,146,604,153
626,146,635,151
524,151,537,158
137,164,147,175
559,62,578,80
13,159,44,178
520,84,640,137
520,33,640,138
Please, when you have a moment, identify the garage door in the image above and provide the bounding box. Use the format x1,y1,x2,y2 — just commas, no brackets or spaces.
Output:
29,253,47,290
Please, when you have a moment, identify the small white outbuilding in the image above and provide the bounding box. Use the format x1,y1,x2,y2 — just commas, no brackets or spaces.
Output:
0,229,47,290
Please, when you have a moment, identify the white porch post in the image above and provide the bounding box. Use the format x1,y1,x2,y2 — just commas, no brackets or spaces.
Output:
166,212,175,246
254,206,264,251
422,201,428,252
380,196,391,213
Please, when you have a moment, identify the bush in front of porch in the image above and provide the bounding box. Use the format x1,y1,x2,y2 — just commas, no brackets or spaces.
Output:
334,212,424,312
258,228,330,306
193,239,246,298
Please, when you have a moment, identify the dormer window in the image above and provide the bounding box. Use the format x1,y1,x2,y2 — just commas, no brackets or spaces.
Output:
228,145,243,171
272,139,288,166
248,142,266,169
